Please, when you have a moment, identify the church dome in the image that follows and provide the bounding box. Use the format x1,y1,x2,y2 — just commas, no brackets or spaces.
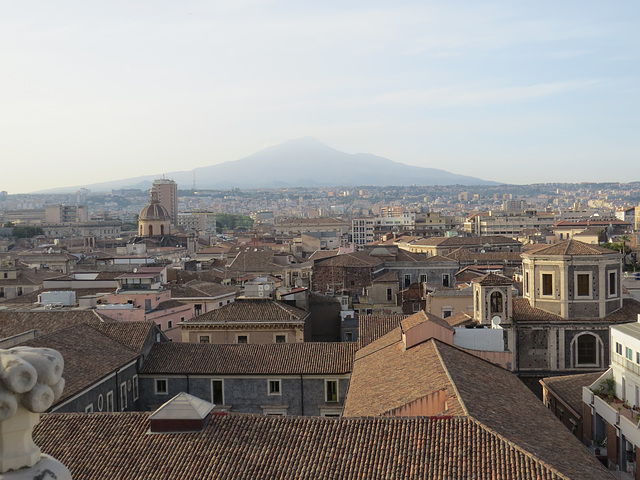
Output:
139,191,171,221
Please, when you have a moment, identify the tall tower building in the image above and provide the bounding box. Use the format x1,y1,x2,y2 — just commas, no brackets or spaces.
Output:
151,179,178,226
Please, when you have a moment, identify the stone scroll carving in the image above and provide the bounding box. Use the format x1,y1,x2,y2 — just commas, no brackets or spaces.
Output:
0,347,70,478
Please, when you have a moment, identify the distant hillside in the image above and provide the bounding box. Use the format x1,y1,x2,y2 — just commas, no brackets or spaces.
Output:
39,137,498,192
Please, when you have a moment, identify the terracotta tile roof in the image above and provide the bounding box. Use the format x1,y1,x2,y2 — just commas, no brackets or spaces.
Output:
471,272,515,286
513,297,640,323
446,249,523,262
169,280,238,299
524,239,619,256
307,250,339,261
414,235,520,247
34,412,571,480
401,310,454,332
424,254,458,263
90,321,155,353
22,323,139,405
445,311,474,327
314,252,383,268
183,299,307,324
357,314,407,347
140,342,357,375
228,250,277,270
344,334,609,479
541,372,604,416
372,271,398,283
0,310,111,339
155,299,188,311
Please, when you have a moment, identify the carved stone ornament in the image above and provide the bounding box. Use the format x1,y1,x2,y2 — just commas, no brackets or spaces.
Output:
0,347,71,479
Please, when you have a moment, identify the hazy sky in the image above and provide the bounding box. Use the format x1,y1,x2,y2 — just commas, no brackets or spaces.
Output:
1,1,638,193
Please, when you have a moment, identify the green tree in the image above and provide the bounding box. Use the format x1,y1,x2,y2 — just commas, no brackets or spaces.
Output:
12,226,44,238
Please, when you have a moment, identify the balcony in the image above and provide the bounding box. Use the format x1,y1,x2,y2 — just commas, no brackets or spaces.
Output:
613,352,640,377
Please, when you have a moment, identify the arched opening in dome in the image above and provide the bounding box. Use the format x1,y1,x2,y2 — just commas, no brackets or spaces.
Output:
149,225,154,236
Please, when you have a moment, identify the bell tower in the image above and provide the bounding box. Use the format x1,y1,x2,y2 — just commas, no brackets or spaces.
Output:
472,272,514,327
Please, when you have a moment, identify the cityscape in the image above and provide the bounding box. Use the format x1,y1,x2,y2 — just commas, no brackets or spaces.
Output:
1,0,639,479
1,175,640,478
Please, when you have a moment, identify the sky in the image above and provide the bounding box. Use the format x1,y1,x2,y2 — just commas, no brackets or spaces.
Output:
1,0,638,193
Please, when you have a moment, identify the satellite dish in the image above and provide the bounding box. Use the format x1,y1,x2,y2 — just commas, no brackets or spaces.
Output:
491,316,502,329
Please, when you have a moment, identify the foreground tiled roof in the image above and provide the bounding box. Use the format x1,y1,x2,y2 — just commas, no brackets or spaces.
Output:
89,321,155,353
541,372,604,416
524,239,619,256
182,299,307,324
34,413,569,480
140,342,357,375
22,323,139,405
0,310,111,339
344,331,609,479
357,314,407,348
401,311,454,332
513,297,640,323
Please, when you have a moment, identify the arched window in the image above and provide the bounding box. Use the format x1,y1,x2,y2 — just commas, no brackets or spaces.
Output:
475,290,479,311
160,224,165,235
149,225,154,236
571,332,602,368
490,291,503,314
577,334,597,364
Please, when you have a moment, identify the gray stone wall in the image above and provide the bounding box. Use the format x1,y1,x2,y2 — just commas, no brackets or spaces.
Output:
138,375,350,416
53,363,139,413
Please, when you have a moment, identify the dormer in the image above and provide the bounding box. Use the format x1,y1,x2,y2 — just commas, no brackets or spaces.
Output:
149,392,217,433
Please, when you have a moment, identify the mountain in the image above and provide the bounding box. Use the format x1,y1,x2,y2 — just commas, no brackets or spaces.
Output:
40,138,498,192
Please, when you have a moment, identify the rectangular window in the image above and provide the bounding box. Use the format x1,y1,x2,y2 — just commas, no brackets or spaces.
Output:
194,304,203,316
120,382,127,411
626,347,633,361
268,379,281,396
542,274,553,296
636,352,640,365
420,274,427,284
132,375,139,401
237,335,248,344
609,272,617,296
524,273,529,296
155,378,168,395
616,342,623,355
442,274,450,288
275,335,286,343
212,380,224,405
386,288,393,302
199,336,210,343
404,274,411,288
413,303,420,312
106,391,114,412
344,331,353,342
576,274,590,297
167,320,172,329
326,380,338,402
